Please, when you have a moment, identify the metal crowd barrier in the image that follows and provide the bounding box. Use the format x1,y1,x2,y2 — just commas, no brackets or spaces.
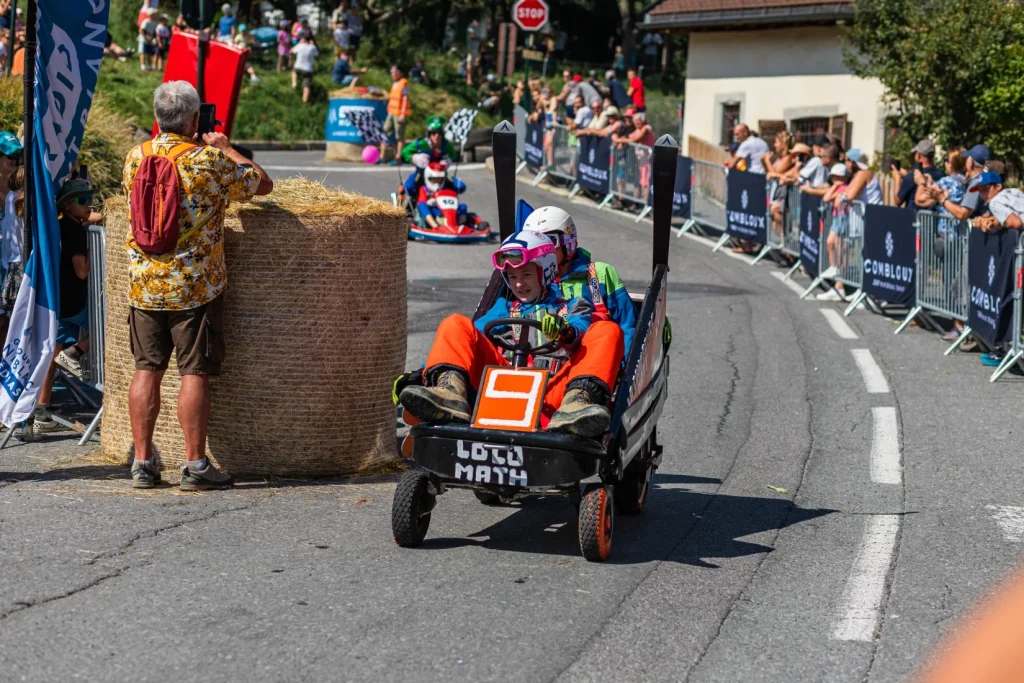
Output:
688,159,727,235
599,141,652,212
894,211,970,337
78,225,106,444
532,123,577,187
798,201,866,310
780,184,804,274
989,232,1024,382
751,178,785,266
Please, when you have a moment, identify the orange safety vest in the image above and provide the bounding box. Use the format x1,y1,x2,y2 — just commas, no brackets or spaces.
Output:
387,78,411,117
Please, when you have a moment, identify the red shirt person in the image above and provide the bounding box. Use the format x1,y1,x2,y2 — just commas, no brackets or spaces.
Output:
627,68,645,112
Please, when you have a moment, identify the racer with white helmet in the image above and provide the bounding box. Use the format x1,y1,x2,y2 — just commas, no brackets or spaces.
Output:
523,206,638,354
415,160,467,229
399,230,625,438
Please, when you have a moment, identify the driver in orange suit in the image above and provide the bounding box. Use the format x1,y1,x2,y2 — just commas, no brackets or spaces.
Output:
399,230,624,438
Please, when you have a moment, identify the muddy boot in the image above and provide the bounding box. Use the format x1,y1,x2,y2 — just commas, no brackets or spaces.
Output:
548,380,610,438
399,370,471,424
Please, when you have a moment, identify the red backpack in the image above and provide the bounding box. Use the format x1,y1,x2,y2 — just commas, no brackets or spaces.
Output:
129,141,195,255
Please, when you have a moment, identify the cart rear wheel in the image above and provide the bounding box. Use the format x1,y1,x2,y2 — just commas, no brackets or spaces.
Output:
392,470,435,547
474,490,501,505
614,464,651,514
578,485,614,561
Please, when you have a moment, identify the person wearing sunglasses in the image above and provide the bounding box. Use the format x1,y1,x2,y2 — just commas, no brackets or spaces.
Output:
21,179,95,439
398,230,624,438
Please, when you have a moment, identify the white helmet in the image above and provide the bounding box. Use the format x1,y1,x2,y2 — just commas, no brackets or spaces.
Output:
522,205,578,260
424,161,447,193
492,230,559,294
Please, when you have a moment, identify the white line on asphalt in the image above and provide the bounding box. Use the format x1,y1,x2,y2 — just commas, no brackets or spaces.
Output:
820,308,859,340
870,408,902,485
985,505,1024,542
832,515,901,642
770,271,806,296
261,163,487,173
851,349,890,393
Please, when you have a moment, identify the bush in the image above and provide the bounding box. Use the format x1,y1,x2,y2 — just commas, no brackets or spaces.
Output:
0,77,137,198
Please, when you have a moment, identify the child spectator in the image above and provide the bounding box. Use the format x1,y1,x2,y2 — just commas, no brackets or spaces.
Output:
331,49,365,88
138,7,158,71
155,14,171,70
332,19,350,60
276,20,291,72
233,25,261,83
291,34,318,103
817,163,853,301
217,3,236,44
410,58,428,85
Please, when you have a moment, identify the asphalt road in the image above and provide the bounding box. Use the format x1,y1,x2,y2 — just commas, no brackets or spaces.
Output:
1,152,1022,682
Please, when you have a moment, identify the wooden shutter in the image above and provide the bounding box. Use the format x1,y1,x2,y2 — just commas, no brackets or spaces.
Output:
758,120,787,149
829,114,850,150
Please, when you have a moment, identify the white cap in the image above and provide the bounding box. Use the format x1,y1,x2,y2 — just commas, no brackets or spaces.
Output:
829,163,849,178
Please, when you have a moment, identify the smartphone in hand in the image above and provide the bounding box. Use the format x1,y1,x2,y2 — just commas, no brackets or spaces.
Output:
198,103,217,137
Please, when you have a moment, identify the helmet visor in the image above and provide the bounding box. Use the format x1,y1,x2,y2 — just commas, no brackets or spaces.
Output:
491,243,555,271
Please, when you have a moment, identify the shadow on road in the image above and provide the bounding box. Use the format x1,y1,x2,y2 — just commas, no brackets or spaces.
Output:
419,473,835,566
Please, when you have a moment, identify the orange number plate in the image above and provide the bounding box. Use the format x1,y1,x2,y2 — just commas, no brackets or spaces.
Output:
471,366,548,432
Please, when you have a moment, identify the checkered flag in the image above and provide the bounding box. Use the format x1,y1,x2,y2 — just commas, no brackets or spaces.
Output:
340,108,389,144
445,108,479,145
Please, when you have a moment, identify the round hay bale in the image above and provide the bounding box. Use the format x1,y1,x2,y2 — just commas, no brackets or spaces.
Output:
101,179,408,479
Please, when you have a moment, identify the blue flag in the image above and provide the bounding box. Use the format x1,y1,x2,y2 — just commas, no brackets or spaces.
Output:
515,199,533,233
0,1,109,425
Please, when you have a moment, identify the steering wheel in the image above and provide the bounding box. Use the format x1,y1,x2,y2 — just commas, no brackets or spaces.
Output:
482,317,562,367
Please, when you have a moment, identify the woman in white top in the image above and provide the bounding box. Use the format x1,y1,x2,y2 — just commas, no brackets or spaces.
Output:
843,148,882,205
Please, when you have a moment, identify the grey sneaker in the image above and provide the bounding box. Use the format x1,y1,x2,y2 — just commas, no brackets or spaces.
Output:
20,411,60,442
131,460,162,489
179,461,234,491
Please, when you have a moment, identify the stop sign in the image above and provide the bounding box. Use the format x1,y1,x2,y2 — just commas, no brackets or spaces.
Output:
512,0,549,31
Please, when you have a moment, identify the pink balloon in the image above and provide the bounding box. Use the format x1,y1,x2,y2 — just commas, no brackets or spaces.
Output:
362,145,380,164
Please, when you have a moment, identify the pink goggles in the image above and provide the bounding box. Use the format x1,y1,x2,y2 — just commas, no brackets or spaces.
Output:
491,243,555,271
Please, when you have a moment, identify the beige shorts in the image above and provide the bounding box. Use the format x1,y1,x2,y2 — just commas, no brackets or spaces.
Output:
383,113,406,141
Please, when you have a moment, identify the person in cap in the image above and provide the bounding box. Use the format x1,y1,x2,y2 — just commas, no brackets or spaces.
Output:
217,3,236,43
926,144,988,220
892,138,944,209
605,69,631,109
399,115,457,202
796,143,841,197
577,105,623,139
399,230,624,438
0,131,23,345
970,171,1023,232
21,179,97,439
841,148,882,206
816,163,854,302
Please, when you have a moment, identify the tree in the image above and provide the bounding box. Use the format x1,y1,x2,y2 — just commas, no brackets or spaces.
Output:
843,0,1024,165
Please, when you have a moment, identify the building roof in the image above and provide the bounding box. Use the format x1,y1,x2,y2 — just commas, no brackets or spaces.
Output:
644,0,853,30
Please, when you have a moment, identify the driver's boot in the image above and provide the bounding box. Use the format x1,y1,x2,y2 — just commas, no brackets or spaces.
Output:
400,370,471,424
548,380,610,439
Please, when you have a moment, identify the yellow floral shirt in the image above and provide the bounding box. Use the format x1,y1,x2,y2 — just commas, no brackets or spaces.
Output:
122,133,261,310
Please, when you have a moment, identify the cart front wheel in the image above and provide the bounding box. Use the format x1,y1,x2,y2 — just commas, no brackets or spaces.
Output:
392,470,435,547
579,485,614,561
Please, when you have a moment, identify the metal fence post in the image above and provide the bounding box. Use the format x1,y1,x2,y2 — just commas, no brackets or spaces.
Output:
989,232,1024,381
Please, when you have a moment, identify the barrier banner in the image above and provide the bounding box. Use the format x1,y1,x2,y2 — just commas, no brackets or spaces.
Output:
968,228,1020,345
726,169,768,244
325,98,389,143
860,205,916,305
576,135,612,195
524,119,545,168
799,193,822,278
673,156,692,219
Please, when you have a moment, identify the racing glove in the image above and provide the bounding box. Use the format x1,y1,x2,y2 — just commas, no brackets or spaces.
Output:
541,314,576,344
412,152,430,169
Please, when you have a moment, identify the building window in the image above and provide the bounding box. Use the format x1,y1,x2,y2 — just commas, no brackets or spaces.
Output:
720,103,740,147
792,117,830,145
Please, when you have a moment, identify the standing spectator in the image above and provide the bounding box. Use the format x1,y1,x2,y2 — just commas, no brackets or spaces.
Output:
626,67,645,113
122,81,273,490
567,95,592,132
0,131,22,346
466,18,482,85
577,107,623,140
576,76,601,113
410,58,428,85
276,20,291,72
332,19,351,61
381,65,410,166
0,0,9,30
613,45,625,74
726,123,770,174
605,69,631,109
216,3,236,44
346,2,363,52
763,130,796,244
616,110,654,200
585,98,609,130
795,141,838,195
154,14,171,71
138,8,158,71
842,148,883,205
330,0,346,26
555,69,579,118
892,138,943,208
587,69,604,96
291,34,318,103
642,32,663,70
332,49,365,87
928,144,989,221
817,163,854,301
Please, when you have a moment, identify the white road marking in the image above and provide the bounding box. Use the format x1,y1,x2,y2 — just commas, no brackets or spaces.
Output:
262,163,487,173
870,408,901,485
985,505,1024,542
770,271,806,296
832,515,901,642
851,349,890,393
820,308,859,340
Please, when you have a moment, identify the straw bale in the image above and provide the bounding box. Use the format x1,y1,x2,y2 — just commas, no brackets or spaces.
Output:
101,179,408,479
